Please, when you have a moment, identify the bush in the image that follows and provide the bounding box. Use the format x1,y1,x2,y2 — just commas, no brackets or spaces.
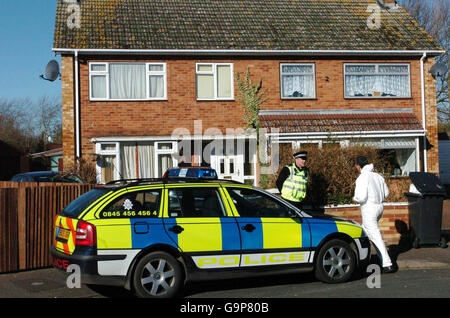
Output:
261,143,409,206
63,157,97,184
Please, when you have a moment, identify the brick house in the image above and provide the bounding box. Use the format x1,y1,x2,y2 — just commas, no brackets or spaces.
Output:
53,0,444,185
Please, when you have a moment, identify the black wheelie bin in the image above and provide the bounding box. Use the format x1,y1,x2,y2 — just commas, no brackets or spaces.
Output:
405,172,447,248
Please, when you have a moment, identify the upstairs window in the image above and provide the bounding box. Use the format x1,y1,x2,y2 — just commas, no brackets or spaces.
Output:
89,62,167,101
280,63,316,99
344,63,410,98
196,63,234,100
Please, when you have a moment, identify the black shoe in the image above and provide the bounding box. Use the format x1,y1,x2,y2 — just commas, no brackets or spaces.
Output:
382,265,396,274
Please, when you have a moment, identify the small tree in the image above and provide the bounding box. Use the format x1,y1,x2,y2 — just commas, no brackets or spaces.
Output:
235,67,268,132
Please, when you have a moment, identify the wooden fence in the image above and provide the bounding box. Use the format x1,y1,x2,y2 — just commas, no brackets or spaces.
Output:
0,182,95,273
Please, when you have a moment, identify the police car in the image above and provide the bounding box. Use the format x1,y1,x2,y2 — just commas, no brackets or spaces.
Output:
51,178,370,298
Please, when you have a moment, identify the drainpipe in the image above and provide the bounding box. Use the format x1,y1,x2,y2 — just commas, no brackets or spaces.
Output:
420,52,427,172
74,50,81,160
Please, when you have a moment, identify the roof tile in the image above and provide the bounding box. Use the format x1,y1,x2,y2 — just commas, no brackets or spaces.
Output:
53,0,441,51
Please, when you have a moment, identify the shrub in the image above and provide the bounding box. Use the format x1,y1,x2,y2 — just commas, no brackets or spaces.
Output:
63,157,97,184
261,143,409,206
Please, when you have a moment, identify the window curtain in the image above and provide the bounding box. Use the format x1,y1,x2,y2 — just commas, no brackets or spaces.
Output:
158,154,173,177
149,75,164,98
197,74,214,99
217,65,231,98
395,149,416,176
282,74,314,98
345,75,410,97
120,143,137,179
138,143,154,178
110,64,146,99
281,65,315,98
91,75,107,98
98,155,115,183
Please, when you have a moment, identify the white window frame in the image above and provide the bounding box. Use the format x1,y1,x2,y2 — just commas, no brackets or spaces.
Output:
95,142,121,183
89,62,167,101
280,63,316,99
344,63,411,99
196,63,234,101
154,141,178,178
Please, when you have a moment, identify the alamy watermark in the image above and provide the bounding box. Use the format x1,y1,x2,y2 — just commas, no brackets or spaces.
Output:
63,0,81,29
170,120,280,175
66,264,81,289
366,264,382,289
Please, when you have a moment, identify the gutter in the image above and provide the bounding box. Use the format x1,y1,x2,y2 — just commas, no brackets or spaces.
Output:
420,52,427,172
266,130,426,140
52,48,445,57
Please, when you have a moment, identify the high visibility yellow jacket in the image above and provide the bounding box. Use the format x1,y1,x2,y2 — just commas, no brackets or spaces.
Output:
281,164,309,202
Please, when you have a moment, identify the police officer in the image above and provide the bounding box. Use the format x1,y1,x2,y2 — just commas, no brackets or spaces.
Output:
276,150,309,209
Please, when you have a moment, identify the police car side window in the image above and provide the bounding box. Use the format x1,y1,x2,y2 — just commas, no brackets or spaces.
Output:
99,189,161,219
227,188,291,218
168,187,226,218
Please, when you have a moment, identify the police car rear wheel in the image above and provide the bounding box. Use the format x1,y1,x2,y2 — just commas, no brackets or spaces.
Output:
133,252,182,298
315,239,356,284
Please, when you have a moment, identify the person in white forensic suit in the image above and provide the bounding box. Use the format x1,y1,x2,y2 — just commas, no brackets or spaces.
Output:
353,156,396,274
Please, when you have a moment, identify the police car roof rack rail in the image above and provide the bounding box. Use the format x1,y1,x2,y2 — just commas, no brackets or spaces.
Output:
105,177,243,187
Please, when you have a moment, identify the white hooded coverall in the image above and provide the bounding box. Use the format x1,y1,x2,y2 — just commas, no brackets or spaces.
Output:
353,164,393,268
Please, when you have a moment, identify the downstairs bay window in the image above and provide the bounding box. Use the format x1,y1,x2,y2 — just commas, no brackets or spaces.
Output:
95,141,177,183
286,137,419,177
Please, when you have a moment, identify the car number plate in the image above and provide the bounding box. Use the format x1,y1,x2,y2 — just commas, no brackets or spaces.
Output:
57,228,70,240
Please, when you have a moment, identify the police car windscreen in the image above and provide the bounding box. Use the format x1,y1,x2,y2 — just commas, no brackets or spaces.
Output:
61,189,109,218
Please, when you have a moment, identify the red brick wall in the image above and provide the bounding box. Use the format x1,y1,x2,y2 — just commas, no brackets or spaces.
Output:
61,55,76,169
325,204,410,246
61,55,438,171
423,58,439,175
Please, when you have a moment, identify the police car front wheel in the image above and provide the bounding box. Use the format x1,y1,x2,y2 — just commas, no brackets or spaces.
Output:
132,251,183,298
315,239,356,284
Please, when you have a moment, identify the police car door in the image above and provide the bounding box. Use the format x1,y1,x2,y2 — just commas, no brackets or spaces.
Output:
163,185,241,269
223,186,312,268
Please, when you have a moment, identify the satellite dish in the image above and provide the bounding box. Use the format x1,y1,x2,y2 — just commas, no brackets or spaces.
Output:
430,63,448,79
40,60,60,82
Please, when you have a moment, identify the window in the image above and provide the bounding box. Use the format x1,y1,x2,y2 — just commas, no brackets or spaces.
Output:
63,189,109,218
227,188,293,218
350,137,418,176
89,62,167,100
280,63,316,99
344,63,410,98
100,189,162,219
168,188,226,218
96,142,120,184
196,63,234,100
155,141,177,177
378,149,416,176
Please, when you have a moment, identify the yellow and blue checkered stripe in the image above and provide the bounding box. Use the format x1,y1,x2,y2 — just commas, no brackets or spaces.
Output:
76,184,364,255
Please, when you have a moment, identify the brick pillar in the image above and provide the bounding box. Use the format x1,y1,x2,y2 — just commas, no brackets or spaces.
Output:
424,57,439,175
61,55,76,170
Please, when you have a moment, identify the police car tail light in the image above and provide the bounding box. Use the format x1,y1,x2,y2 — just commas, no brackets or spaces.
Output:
76,220,96,246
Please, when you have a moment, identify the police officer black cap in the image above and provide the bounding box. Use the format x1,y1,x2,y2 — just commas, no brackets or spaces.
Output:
293,150,307,159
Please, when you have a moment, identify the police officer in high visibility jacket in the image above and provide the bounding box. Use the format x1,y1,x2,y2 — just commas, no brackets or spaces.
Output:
276,151,309,209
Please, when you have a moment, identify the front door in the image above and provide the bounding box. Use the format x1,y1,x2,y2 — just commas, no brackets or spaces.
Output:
211,155,244,183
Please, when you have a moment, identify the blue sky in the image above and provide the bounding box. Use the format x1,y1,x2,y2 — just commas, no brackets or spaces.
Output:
0,1,61,102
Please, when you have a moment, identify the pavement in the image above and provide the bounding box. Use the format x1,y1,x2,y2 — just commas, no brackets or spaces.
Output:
0,200,448,298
